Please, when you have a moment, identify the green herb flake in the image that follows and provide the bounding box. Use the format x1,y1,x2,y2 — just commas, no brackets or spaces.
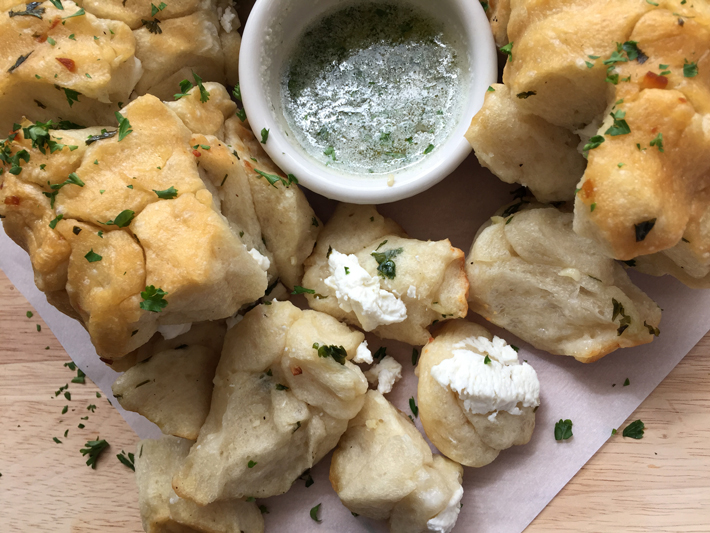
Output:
409,397,419,418
117,450,135,471
80,439,109,469
583,135,605,153
261,128,269,144
424,144,435,154
411,348,419,366
483,355,492,365
315,344,347,365
554,419,573,441
605,109,631,136
622,419,645,439
114,112,133,141
247,460,257,468
140,286,168,313
61,405,68,414
63,7,85,19
153,186,178,199
371,247,403,279
84,249,102,263
310,504,322,523
649,133,664,153
684,60,698,78
102,209,135,228
499,42,513,61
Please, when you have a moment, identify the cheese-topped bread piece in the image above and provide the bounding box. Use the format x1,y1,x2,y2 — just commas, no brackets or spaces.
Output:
418,320,539,467
302,203,468,346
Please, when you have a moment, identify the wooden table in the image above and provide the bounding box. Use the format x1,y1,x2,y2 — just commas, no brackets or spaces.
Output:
1,268,709,532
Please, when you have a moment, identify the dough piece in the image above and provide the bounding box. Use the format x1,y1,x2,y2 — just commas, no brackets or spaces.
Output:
172,301,369,504
1,93,270,360
109,320,227,372
75,0,205,30
112,345,221,439
165,82,237,138
133,9,226,100
136,436,263,533
573,10,710,260
0,0,141,131
302,203,469,346
466,84,585,203
466,206,661,362
330,390,464,533
225,117,321,289
418,320,539,467
486,0,511,48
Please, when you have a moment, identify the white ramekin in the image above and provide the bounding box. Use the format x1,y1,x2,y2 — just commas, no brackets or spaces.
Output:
239,0,497,204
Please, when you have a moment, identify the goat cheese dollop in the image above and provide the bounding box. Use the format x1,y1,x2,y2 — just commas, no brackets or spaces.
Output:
426,486,464,533
430,336,540,416
324,250,407,331
364,356,402,394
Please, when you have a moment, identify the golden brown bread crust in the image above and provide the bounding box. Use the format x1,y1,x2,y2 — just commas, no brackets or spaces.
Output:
475,0,710,267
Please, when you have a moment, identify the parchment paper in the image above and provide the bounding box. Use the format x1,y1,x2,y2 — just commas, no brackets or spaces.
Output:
2,154,709,533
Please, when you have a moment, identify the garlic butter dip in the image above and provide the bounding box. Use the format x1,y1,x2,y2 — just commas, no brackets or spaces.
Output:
281,2,467,175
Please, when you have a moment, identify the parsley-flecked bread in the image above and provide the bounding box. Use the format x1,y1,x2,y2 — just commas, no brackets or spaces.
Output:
0,0,242,131
225,117,321,290
466,83,585,203
0,92,274,360
466,204,662,362
112,344,221,440
475,0,710,262
0,0,142,131
301,203,468,346
330,390,465,533
136,436,264,533
171,300,369,504
417,320,539,468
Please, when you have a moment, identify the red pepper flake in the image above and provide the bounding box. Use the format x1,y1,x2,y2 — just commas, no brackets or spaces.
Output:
192,150,202,157
36,34,47,43
4,196,21,206
640,71,668,90
99,357,114,366
56,58,76,72
291,366,303,376
679,97,688,103
581,179,595,200
49,16,61,29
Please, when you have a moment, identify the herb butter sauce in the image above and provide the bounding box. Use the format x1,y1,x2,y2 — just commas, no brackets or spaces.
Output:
281,2,466,175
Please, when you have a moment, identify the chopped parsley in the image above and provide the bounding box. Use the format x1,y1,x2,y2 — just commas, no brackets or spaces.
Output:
292,286,315,295
151,2,167,16
499,42,513,61
117,450,135,471
583,135,605,153
324,146,336,161
62,7,85,19
9,3,45,18
310,504,322,523
554,419,573,441
605,110,630,136
409,397,418,418
261,128,269,144
299,470,314,487
80,439,110,469
424,144,435,154
114,112,133,141
312,343,347,365
101,210,135,228
247,460,257,468
612,298,632,335
141,18,162,34
411,348,419,366
634,219,657,242
254,169,296,188
623,378,630,387
649,133,664,153
153,186,178,199
683,60,698,78
85,130,117,145
371,247,403,279
8,52,33,74
483,355,492,365
622,419,645,439
71,368,86,383
64,88,81,107
49,214,63,229
516,91,536,99
140,286,168,312
84,249,102,263
644,321,660,337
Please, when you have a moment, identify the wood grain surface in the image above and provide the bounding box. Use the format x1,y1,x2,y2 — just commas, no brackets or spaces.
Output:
1,267,709,532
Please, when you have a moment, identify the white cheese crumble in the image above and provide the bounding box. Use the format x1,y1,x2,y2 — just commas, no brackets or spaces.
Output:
324,250,407,331
426,486,464,533
364,356,402,394
157,323,192,340
558,267,581,281
406,285,417,299
430,335,540,416
219,6,239,33
353,340,373,364
248,248,271,271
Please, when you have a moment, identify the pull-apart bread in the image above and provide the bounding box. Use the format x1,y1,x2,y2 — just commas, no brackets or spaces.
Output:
330,390,464,533
136,436,264,533
418,320,539,468
171,301,370,504
0,82,319,362
0,0,241,130
473,0,710,284
466,204,661,362
302,203,469,346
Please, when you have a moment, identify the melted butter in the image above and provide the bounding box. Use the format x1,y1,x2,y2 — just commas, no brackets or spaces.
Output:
281,3,465,175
